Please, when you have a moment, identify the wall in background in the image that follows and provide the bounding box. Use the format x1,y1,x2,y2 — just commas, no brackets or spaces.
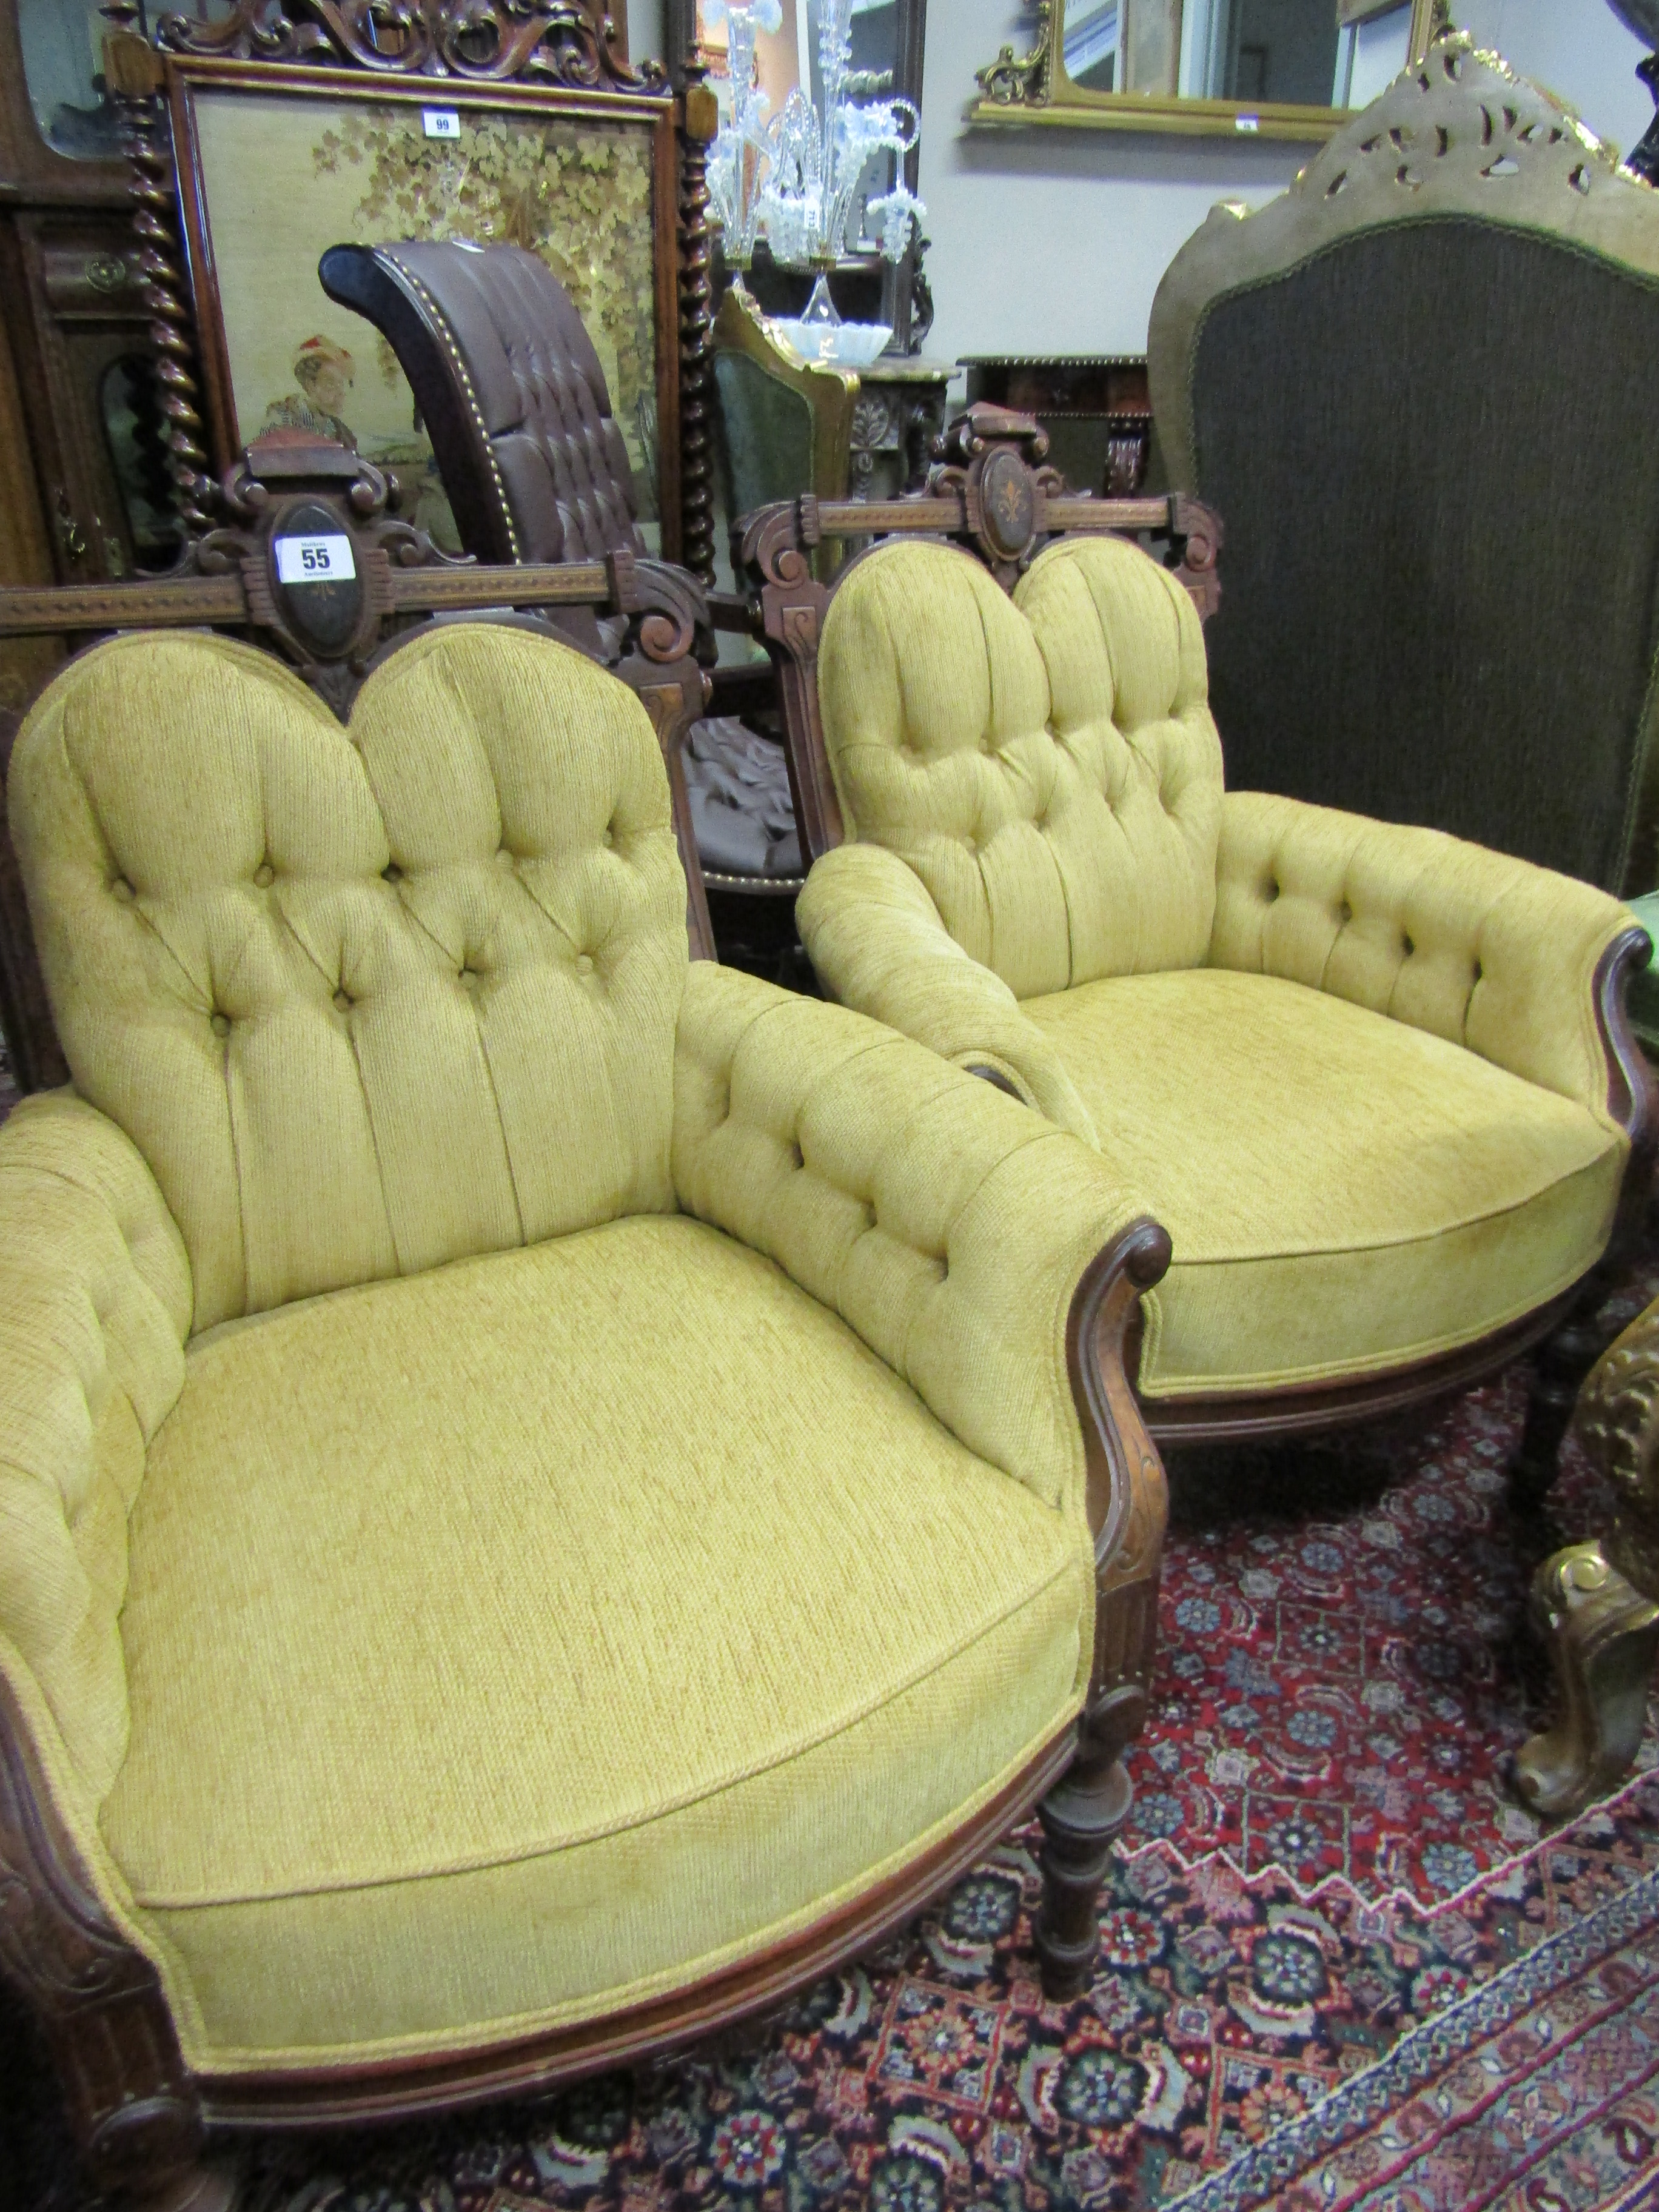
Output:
623,0,1656,378
1457,0,1652,156
916,1,1304,372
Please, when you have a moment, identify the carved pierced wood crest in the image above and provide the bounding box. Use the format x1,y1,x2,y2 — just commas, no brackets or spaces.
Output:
1148,32,1659,488
149,0,663,89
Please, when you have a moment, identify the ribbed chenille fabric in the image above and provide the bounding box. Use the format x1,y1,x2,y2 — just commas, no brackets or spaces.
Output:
1,626,1145,2070
796,534,1634,1396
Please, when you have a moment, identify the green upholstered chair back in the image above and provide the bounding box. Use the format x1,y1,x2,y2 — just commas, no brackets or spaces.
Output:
1148,37,1659,897
711,286,857,529
714,351,817,521
7,623,689,1333
816,534,1223,997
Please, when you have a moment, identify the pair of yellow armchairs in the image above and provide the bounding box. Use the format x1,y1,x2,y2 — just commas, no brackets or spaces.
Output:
0,484,1646,2209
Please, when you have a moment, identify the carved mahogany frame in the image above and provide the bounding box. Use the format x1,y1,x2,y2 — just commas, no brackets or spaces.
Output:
736,405,1659,1460
94,1,724,580
739,404,1222,871
0,431,717,962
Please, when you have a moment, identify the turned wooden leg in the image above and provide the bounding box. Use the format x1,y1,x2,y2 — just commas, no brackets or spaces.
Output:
1035,1705,1135,2000
1515,1541,1659,1817
1035,1218,1173,2003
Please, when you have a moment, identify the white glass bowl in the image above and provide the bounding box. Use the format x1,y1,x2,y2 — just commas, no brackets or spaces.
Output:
774,319,893,367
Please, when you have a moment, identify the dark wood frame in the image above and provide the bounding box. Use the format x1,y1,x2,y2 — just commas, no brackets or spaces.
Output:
161,56,685,561
91,0,728,580
0,434,1172,2208
736,403,1659,1477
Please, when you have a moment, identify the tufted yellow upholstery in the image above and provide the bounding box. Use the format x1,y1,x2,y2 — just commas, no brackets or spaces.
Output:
0,1091,190,1806
9,627,686,1332
1,626,1145,2073
797,534,1637,1398
102,1212,1089,2066
814,535,1222,998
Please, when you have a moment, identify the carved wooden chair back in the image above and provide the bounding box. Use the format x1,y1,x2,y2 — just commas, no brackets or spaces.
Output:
735,404,1223,870
1148,32,1659,897
0,433,716,1097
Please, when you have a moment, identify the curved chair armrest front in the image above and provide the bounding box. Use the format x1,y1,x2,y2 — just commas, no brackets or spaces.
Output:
0,1089,201,2184
671,960,1161,1540
1212,790,1648,1128
796,842,1101,1146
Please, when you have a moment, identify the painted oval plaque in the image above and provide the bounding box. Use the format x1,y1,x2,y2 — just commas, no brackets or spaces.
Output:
979,449,1037,561
270,500,363,655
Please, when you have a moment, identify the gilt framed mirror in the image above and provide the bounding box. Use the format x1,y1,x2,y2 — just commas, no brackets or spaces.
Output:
970,0,1446,141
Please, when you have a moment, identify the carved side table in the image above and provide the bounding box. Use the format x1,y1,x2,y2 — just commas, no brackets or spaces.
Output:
1516,1298,1659,1815
849,358,954,500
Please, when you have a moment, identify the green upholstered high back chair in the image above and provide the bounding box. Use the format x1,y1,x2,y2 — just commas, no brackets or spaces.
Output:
712,284,858,569
1147,33,1659,899
0,594,1169,2212
742,410,1655,1505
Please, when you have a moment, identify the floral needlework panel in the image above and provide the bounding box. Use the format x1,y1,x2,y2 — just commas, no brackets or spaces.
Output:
191,90,660,543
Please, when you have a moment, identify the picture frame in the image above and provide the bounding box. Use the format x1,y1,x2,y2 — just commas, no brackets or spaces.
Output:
163,53,683,555
968,0,1447,144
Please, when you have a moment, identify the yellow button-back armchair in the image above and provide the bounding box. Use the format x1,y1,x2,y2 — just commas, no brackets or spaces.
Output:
742,411,1655,1492
0,617,1167,2210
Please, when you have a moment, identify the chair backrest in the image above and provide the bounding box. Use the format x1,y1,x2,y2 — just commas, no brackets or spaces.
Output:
819,534,1222,994
711,284,857,525
320,238,647,566
737,406,1224,877
1148,35,1659,897
8,623,691,1336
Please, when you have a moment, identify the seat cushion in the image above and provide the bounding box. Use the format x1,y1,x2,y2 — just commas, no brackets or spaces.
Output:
1022,970,1623,1396
100,1216,1086,2071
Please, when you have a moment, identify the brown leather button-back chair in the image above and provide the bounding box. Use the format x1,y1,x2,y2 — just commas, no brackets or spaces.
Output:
319,240,802,936
318,238,645,566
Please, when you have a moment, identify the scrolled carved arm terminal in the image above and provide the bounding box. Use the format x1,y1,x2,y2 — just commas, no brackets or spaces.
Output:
1517,1296,1659,1817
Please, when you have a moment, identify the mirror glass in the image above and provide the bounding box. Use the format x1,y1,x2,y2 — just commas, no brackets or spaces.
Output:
18,0,224,161
976,0,1421,135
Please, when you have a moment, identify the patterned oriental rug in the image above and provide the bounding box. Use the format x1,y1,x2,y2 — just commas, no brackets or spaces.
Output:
0,1037,1655,2210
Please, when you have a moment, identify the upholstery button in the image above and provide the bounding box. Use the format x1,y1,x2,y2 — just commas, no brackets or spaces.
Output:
1401,932,1415,957
253,862,274,888
963,833,977,854
576,953,594,976
1338,899,1352,923
460,967,478,990
111,877,135,903
333,989,352,1013
495,847,515,868
210,1013,230,1038
1264,877,1280,902
383,863,403,885
602,825,615,848
1472,959,1483,984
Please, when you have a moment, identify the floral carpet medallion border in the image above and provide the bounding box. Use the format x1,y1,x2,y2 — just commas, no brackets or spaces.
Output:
1166,1864,1659,2212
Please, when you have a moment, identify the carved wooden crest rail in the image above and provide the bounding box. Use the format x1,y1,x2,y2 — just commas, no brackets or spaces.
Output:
0,432,719,1030
737,404,1224,865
